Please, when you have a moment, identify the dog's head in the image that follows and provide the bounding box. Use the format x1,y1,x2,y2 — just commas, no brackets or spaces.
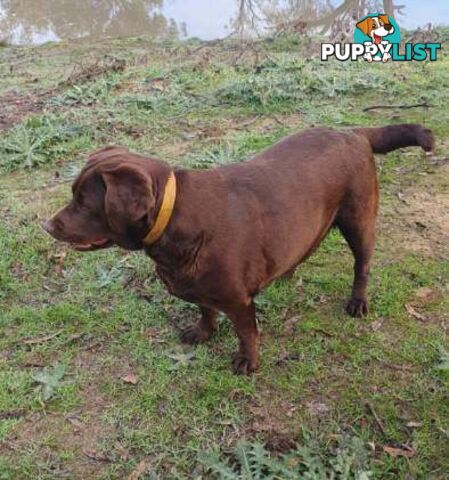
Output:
43,146,171,251
356,15,394,44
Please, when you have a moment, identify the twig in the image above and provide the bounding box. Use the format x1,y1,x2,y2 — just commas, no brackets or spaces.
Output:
363,102,431,112
310,327,335,338
20,329,64,345
364,401,388,437
271,114,286,127
235,114,262,130
0,410,25,420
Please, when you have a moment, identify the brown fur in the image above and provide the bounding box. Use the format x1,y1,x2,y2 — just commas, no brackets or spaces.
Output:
43,124,434,374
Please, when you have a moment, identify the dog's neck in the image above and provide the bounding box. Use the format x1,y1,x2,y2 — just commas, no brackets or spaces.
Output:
142,171,177,246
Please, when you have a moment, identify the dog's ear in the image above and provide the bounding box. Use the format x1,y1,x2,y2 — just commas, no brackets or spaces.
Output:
356,17,372,36
379,14,391,25
101,165,154,234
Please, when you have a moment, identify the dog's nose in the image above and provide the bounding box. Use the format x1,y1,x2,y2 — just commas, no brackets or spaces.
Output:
42,219,54,234
385,24,393,31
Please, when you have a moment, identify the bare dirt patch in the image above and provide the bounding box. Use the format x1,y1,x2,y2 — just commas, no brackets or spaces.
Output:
380,163,449,258
0,57,127,131
0,91,48,130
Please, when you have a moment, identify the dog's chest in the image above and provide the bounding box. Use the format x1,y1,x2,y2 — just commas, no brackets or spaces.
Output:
150,233,208,303
156,265,203,303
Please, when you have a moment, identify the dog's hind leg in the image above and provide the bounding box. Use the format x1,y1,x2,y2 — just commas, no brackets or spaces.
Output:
181,306,218,344
336,188,378,317
280,266,296,280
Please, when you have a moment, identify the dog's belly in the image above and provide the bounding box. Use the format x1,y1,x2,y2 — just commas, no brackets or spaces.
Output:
262,192,341,269
259,209,339,290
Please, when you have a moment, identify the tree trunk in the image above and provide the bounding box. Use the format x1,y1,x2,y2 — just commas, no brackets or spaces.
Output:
383,0,394,17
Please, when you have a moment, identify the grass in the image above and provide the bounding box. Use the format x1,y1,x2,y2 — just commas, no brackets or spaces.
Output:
0,32,448,479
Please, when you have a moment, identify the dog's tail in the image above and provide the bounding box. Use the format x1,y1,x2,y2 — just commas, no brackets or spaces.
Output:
353,124,434,154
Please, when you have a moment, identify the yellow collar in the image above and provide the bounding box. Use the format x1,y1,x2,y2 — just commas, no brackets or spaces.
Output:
143,171,176,246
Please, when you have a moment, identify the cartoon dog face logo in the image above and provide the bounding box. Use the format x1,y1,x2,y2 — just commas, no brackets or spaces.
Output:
356,15,395,45
355,14,396,62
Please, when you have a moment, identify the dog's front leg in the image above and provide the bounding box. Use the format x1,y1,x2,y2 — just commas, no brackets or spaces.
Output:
224,301,260,375
181,306,218,344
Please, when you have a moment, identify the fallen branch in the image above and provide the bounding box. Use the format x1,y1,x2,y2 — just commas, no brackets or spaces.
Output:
363,102,431,112
61,57,126,87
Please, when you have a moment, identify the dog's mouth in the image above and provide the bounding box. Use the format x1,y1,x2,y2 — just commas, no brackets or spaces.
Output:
373,33,382,44
69,238,113,251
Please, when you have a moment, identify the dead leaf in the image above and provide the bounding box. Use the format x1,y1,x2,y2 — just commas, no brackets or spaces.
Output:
251,420,271,433
66,415,84,430
397,192,410,205
406,421,423,428
383,445,416,458
128,459,151,480
310,327,335,337
318,295,327,304
11,261,26,279
142,327,167,344
306,401,330,415
22,360,45,368
283,316,299,335
0,348,12,360
116,444,131,462
285,403,297,418
275,350,300,365
83,449,111,462
405,304,426,321
121,373,139,385
53,251,67,276
371,319,383,332
414,287,435,301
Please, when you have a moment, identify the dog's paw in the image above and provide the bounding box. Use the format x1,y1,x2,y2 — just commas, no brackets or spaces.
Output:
346,298,369,317
180,324,211,345
232,354,259,375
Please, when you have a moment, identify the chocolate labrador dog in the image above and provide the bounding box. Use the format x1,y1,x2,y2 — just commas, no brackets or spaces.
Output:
43,124,434,374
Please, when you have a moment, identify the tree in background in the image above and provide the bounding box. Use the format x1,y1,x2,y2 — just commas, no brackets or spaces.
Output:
231,0,406,39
